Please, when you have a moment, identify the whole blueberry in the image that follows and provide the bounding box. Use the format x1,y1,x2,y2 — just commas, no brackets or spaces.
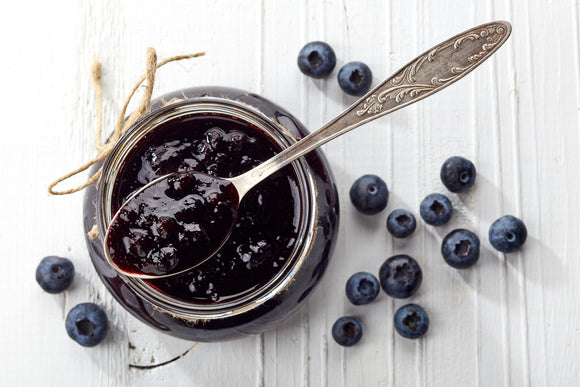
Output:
345,272,380,305
440,156,477,193
35,256,75,294
338,61,373,96
65,303,108,347
349,174,388,215
394,304,429,339
386,209,417,238
489,215,527,253
332,316,363,347
441,229,480,268
297,41,336,78
420,193,453,226
379,255,422,299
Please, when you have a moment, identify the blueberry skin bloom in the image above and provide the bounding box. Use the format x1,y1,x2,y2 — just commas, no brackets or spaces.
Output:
349,174,389,215
440,156,477,193
420,193,453,226
65,303,108,347
332,316,363,347
441,229,480,268
35,256,75,294
489,215,527,253
338,61,373,96
386,209,417,238
379,255,422,299
297,41,337,78
394,304,430,339
345,272,380,305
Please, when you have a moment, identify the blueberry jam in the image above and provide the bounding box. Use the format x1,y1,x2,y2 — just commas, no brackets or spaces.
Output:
110,113,301,303
106,172,238,276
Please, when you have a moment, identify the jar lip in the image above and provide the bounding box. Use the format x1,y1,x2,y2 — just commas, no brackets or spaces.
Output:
96,96,318,318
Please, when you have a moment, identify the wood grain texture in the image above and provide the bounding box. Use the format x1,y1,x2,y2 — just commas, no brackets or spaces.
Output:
0,0,578,386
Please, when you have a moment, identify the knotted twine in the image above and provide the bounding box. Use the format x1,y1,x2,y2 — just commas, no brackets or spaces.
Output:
48,48,205,238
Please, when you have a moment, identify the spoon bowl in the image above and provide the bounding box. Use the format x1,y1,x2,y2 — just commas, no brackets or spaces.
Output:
104,171,238,279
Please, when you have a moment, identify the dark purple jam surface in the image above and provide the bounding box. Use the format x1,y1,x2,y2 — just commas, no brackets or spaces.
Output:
111,114,301,304
107,172,238,276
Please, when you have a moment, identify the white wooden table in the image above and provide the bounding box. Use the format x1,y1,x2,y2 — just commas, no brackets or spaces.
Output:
1,0,578,385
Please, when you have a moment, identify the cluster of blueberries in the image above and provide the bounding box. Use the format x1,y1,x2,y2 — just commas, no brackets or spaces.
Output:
298,41,373,96
331,156,528,346
36,256,108,347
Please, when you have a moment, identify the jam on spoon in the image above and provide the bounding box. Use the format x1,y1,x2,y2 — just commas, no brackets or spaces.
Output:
105,172,238,277
105,21,512,279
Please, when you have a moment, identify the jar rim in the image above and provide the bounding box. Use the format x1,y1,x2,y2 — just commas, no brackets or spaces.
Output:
96,97,318,319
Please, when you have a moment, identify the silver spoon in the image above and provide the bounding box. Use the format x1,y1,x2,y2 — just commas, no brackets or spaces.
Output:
104,21,511,279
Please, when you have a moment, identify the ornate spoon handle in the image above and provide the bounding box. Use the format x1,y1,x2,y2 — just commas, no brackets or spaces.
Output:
232,21,511,197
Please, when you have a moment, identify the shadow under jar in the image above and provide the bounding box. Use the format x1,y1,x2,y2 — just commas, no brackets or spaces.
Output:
83,87,339,341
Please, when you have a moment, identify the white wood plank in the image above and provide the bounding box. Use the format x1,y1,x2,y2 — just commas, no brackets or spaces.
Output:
500,1,550,385
491,0,532,385
302,1,349,385
472,1,517,384
512,0,580,385
388,1,423,385
334,1,395,386
260,2,310,386
413,3,483,387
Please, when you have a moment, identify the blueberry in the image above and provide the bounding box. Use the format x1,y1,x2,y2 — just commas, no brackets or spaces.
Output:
345,272,380,305
349,174,388,215
35,256,75,294
379,255,422,299
297,41,336,78
147,246,179,273
441,229,480,268
419,193,453,226
394,304,429,339
337,61,373,96
489,215,527,253
151,216,177,240
386,209,417,238
65,303,108,347
331,316,363,347
440,156,477,193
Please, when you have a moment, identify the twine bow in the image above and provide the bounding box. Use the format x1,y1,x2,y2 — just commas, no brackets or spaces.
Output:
48,48,205,195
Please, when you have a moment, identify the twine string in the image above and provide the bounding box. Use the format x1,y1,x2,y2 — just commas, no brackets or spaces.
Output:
91,60,106,152
48,48,205,195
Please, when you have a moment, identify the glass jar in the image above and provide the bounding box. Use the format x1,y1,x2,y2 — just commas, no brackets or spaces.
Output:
83,86,339,341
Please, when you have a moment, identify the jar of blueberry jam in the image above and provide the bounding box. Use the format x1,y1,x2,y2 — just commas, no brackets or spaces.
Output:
83,87,339,341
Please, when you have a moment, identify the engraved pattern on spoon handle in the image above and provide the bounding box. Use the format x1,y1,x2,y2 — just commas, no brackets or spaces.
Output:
353,21,511,117
232,21,511,198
